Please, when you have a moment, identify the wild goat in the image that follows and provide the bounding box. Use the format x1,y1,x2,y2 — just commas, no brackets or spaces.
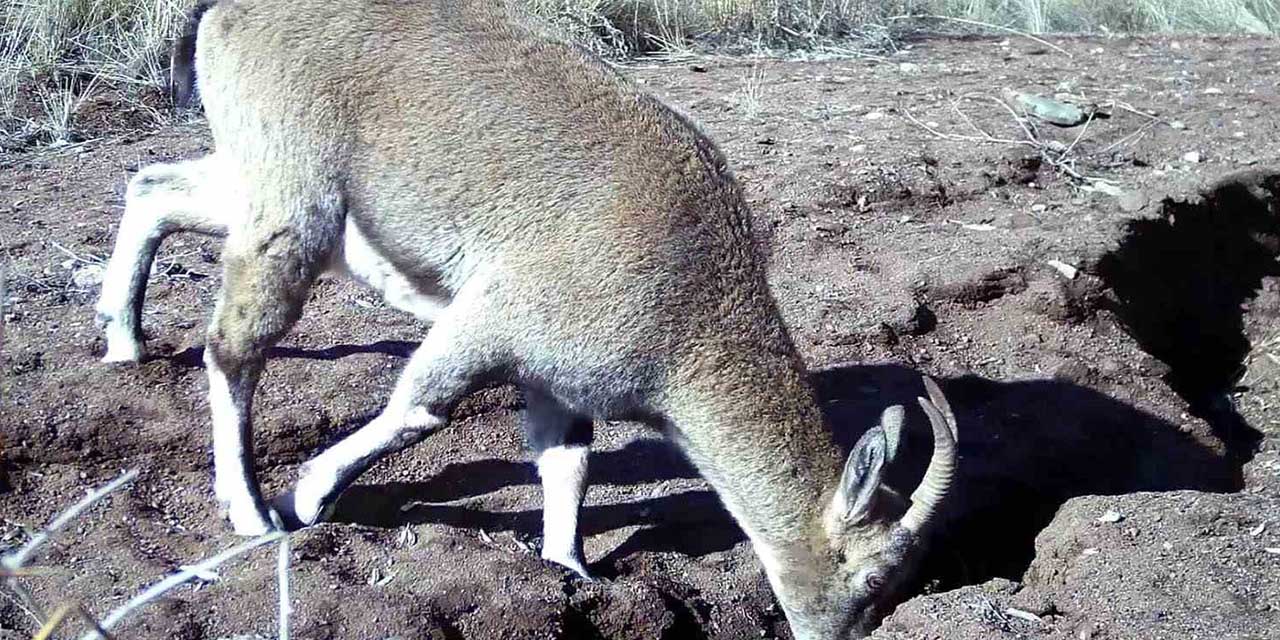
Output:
94,0,959,637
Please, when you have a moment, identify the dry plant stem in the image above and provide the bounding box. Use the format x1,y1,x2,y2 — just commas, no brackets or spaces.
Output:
1097,119,1160,155
278,531,292,640
50,241,102,265
903,109,1035,148
0,582,43,628
34,603,113,640
32,602,73,640
271,509,292,640
908,96,1108,184
887,14,1072,57
1059,110,1096,159
2,469,139,570
80,530,285,640
2,469,136,629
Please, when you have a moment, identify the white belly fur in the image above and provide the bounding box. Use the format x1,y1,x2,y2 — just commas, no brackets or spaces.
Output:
332,220,448,322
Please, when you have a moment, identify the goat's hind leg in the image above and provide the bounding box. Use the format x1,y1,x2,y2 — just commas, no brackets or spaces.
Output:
96,156,234,362
205,196,335,535
523,388,593,579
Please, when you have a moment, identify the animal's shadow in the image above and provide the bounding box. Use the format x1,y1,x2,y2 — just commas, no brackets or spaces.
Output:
164,339,418,366
332,362,1244,586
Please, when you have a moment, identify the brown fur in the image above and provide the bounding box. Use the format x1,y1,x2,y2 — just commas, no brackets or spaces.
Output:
172,1,950,636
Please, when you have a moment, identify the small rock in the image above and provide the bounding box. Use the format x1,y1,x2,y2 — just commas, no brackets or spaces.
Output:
1047,259,1078,279
1169,120,1187,130
864,110,885,121
1031,203,1047,213
72,264,105,288
812,219,848,235
1052,361,1091,384
898,62,922,75
1182,151,1202,164
1204,87,1224,95
1005,607,1043,624
1098,509,1125,524
1118,188,1149,212
1008,212,1038,229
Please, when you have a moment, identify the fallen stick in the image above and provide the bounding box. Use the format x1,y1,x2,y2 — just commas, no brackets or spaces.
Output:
887,14,1072,57
80,530,285,640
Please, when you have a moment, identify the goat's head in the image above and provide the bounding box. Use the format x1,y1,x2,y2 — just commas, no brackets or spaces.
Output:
771,378,959,639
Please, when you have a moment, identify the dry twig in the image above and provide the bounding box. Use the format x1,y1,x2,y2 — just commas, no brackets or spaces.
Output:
905,94,1112,184
80,530,286,640
2,470,138,570
1,469,138,630
887,14,1072,58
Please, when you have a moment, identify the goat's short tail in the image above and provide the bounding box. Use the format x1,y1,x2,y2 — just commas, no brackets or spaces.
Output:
169,0,218,108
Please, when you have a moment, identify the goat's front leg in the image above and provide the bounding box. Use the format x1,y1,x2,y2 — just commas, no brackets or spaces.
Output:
96,156,232,362
272,274,496,529
205,212,328,535
523,388,593,579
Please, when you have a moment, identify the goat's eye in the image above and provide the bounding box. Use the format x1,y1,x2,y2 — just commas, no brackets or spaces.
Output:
864,572,886,591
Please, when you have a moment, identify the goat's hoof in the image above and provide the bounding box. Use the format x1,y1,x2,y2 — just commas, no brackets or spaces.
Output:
224,504,274,537
543,552,593,581
269,490,335,531
101,346,144,364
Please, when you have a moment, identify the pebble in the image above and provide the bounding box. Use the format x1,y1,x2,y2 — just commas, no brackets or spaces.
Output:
1182,151,1202,164
72,264,105,288
1118,188,1149,212
1099,510,1125,524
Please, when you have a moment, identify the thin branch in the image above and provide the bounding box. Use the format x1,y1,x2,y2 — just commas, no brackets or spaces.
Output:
48,241,102,267
1059,110,1095,158
278,530,292,640
887,14,1072,58
903,108,1036,148
31,601,115,640
81,530,285,640
0,580,43,627
990,95,1040,144
1097,119,1160,155
32,602,73,640
2,470,139,570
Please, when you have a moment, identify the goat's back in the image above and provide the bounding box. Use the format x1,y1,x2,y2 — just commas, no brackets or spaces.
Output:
194,0,794,411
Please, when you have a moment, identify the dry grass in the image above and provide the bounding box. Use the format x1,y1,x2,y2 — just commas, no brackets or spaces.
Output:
2,0,1279,147
0,0,189,144
931,0,1280,34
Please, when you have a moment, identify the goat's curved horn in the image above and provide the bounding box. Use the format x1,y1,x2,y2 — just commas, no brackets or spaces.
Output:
899,376,958,534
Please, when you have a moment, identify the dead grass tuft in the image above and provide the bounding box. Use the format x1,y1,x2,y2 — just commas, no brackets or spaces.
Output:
2,0,1279,147
0,0,190,145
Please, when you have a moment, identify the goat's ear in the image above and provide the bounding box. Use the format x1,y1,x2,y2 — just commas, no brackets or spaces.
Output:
831,426,888,527
881,405,905,465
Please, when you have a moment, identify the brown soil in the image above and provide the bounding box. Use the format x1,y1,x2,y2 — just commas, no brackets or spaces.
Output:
1,34,1278,639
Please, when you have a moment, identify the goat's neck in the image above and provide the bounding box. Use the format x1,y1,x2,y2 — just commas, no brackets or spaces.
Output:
667,345,843,568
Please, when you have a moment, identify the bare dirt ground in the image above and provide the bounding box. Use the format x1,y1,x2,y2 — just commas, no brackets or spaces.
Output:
1,34,1278,639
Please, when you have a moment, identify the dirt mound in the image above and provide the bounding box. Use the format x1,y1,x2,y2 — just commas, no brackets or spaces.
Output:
875,491,1280,639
